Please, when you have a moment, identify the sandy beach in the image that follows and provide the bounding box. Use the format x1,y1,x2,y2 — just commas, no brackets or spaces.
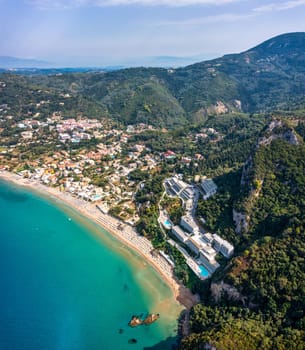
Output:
0,170,199,310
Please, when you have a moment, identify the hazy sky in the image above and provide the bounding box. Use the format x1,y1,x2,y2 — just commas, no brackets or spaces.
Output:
1,0,305,66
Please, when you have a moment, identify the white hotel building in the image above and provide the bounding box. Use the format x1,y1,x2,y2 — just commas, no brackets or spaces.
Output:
212,234,234,258
201,178,218,200
180,215,198,234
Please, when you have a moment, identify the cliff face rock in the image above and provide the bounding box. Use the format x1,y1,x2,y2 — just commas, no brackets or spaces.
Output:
210,281,246,305
194,100,238,121
268,119,283,132
207,101,229,115
234,118,301,234
284,129,300,145
233,209,249,234
257,119,300,147
233,99,242,110
235,154,254,233
257,128,299,147
242,120,300,186
240,155,253,187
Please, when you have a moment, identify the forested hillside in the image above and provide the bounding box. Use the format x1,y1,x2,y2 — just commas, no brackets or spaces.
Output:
2,32,305,128
180,119,305,349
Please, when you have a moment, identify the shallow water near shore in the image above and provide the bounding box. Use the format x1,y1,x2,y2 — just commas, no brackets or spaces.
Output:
0,180,181,350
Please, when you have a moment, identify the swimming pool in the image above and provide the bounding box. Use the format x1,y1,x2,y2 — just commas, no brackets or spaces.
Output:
162,219,172,230
92,194,102,201
199,265,210,278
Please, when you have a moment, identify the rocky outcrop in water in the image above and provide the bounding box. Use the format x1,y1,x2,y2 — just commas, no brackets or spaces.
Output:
128,313,160,327
128,316,143,327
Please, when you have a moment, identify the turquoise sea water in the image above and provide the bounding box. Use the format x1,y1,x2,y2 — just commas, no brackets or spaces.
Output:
0,180,180,350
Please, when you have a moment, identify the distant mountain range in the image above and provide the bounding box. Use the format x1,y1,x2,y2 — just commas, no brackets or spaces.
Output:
2,32,305,127
0,54,209,70
0,56,51,68
31,32,305,127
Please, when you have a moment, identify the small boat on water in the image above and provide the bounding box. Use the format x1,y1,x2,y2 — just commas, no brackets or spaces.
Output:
128,313,160,327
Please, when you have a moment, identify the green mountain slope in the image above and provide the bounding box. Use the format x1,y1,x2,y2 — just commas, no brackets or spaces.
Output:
175,32,305,116
180,119,305,349
2,32,305,127
82,69,187,127
85,32,305,122
0,74,107,121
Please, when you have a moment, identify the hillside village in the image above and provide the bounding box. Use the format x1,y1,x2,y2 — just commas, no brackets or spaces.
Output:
0,98,234,280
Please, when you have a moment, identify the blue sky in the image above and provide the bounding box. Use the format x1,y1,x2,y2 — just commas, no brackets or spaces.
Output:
1,0,305,66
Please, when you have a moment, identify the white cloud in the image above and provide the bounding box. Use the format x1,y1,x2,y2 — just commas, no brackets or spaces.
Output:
26,0,241,9
157,12,256,26
96,0,238,5
26,0,77,9
254,0,305,13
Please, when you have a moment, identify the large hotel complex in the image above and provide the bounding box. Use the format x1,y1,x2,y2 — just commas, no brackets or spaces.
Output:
163,175,234,279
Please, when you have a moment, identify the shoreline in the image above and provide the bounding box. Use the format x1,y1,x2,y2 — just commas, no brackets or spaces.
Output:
0,171,199,310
